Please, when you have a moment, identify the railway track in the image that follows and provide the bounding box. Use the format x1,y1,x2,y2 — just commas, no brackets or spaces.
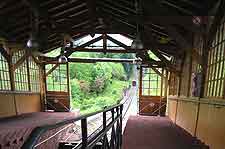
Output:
62,86,135,143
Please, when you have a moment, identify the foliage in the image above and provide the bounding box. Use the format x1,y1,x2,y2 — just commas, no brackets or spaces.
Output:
46,51,134,114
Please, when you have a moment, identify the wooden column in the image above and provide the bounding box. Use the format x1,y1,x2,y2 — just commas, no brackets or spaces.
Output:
66,62,70,108
8,49,15,91
40,64,47,111
26,53,31,91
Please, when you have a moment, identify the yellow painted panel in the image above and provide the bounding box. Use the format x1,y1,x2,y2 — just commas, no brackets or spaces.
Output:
15,94,41,114
197,104,225,149
196,103,211,144
176,100,198,135
167,99,177,122
0,94,16,118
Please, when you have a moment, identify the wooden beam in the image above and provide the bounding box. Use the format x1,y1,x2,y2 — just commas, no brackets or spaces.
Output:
86,0,96,36
46,63,59,76
103,34,107,54
65,35,103,57
13,53,27,71
106,35,129,49
43,56,164,66
207,0,225,47
150,48,171,66
0,46,10,61
71,48,145,53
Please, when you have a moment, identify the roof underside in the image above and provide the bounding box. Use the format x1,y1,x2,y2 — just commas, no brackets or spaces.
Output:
0,0,220,57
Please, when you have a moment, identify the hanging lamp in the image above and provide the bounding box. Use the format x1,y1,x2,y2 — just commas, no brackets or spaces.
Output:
58,47,68,63
131,0,143,50
27,12,39,49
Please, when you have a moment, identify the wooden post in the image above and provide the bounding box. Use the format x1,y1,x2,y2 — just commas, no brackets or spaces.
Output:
26,53,31,91
8,52,15,91
103,33,107,54
40,64,47,111
66,62,70,109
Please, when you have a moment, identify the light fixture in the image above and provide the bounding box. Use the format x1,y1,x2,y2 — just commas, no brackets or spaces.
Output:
27,34,39,48
58,47,68,63
131,0,143,50
131,33,144,49
27,11,39,49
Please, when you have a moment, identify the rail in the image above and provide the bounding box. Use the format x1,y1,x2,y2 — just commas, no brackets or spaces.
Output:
22,99,126,149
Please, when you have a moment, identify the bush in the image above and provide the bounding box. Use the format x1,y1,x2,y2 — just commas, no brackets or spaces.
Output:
109,63,126,81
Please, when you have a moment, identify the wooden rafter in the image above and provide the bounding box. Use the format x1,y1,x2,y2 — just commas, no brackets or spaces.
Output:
86,0,96,36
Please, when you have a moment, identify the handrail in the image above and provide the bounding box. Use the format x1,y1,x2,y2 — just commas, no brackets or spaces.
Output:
22,102,124,149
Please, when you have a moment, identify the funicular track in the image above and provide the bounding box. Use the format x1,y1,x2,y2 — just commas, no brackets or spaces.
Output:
22,86,136,149
60,86,135,144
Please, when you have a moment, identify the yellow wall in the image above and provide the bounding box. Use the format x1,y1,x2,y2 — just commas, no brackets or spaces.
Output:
167,98,225,149
0,92,41,118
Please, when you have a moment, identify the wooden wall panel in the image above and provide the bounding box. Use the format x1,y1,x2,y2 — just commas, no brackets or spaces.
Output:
176,100,198,135
196,104,211,145
0,93,41,118
15,94,41,114
168,98,225,149
167,99,177,122
0,94,16,118
196,103,225,149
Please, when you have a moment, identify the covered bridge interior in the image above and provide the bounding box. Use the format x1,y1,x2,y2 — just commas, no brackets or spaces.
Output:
0,0,225,148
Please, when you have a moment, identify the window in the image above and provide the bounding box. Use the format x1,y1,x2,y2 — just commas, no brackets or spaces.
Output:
205,20,225,98
169,72,178,96
142,67,162,96
13,50,29,91
29,57,40,92
46,64,68,92
0,53,10,90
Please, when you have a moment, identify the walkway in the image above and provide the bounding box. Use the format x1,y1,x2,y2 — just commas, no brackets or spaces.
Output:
122,116,208,149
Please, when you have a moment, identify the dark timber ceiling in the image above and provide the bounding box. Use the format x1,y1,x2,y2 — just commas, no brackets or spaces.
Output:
0,0,221,57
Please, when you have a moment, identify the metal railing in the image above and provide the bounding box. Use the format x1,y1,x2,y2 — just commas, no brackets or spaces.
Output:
22,103,124,149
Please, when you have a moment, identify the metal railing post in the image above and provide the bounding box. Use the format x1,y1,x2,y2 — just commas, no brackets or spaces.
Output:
81,118,88,149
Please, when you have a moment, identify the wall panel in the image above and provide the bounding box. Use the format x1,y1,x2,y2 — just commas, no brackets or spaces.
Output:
0,94,16,118
167,99,177,122
168,97,225,149
0,92,41,118
15,94,41,114
176,100,198,135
